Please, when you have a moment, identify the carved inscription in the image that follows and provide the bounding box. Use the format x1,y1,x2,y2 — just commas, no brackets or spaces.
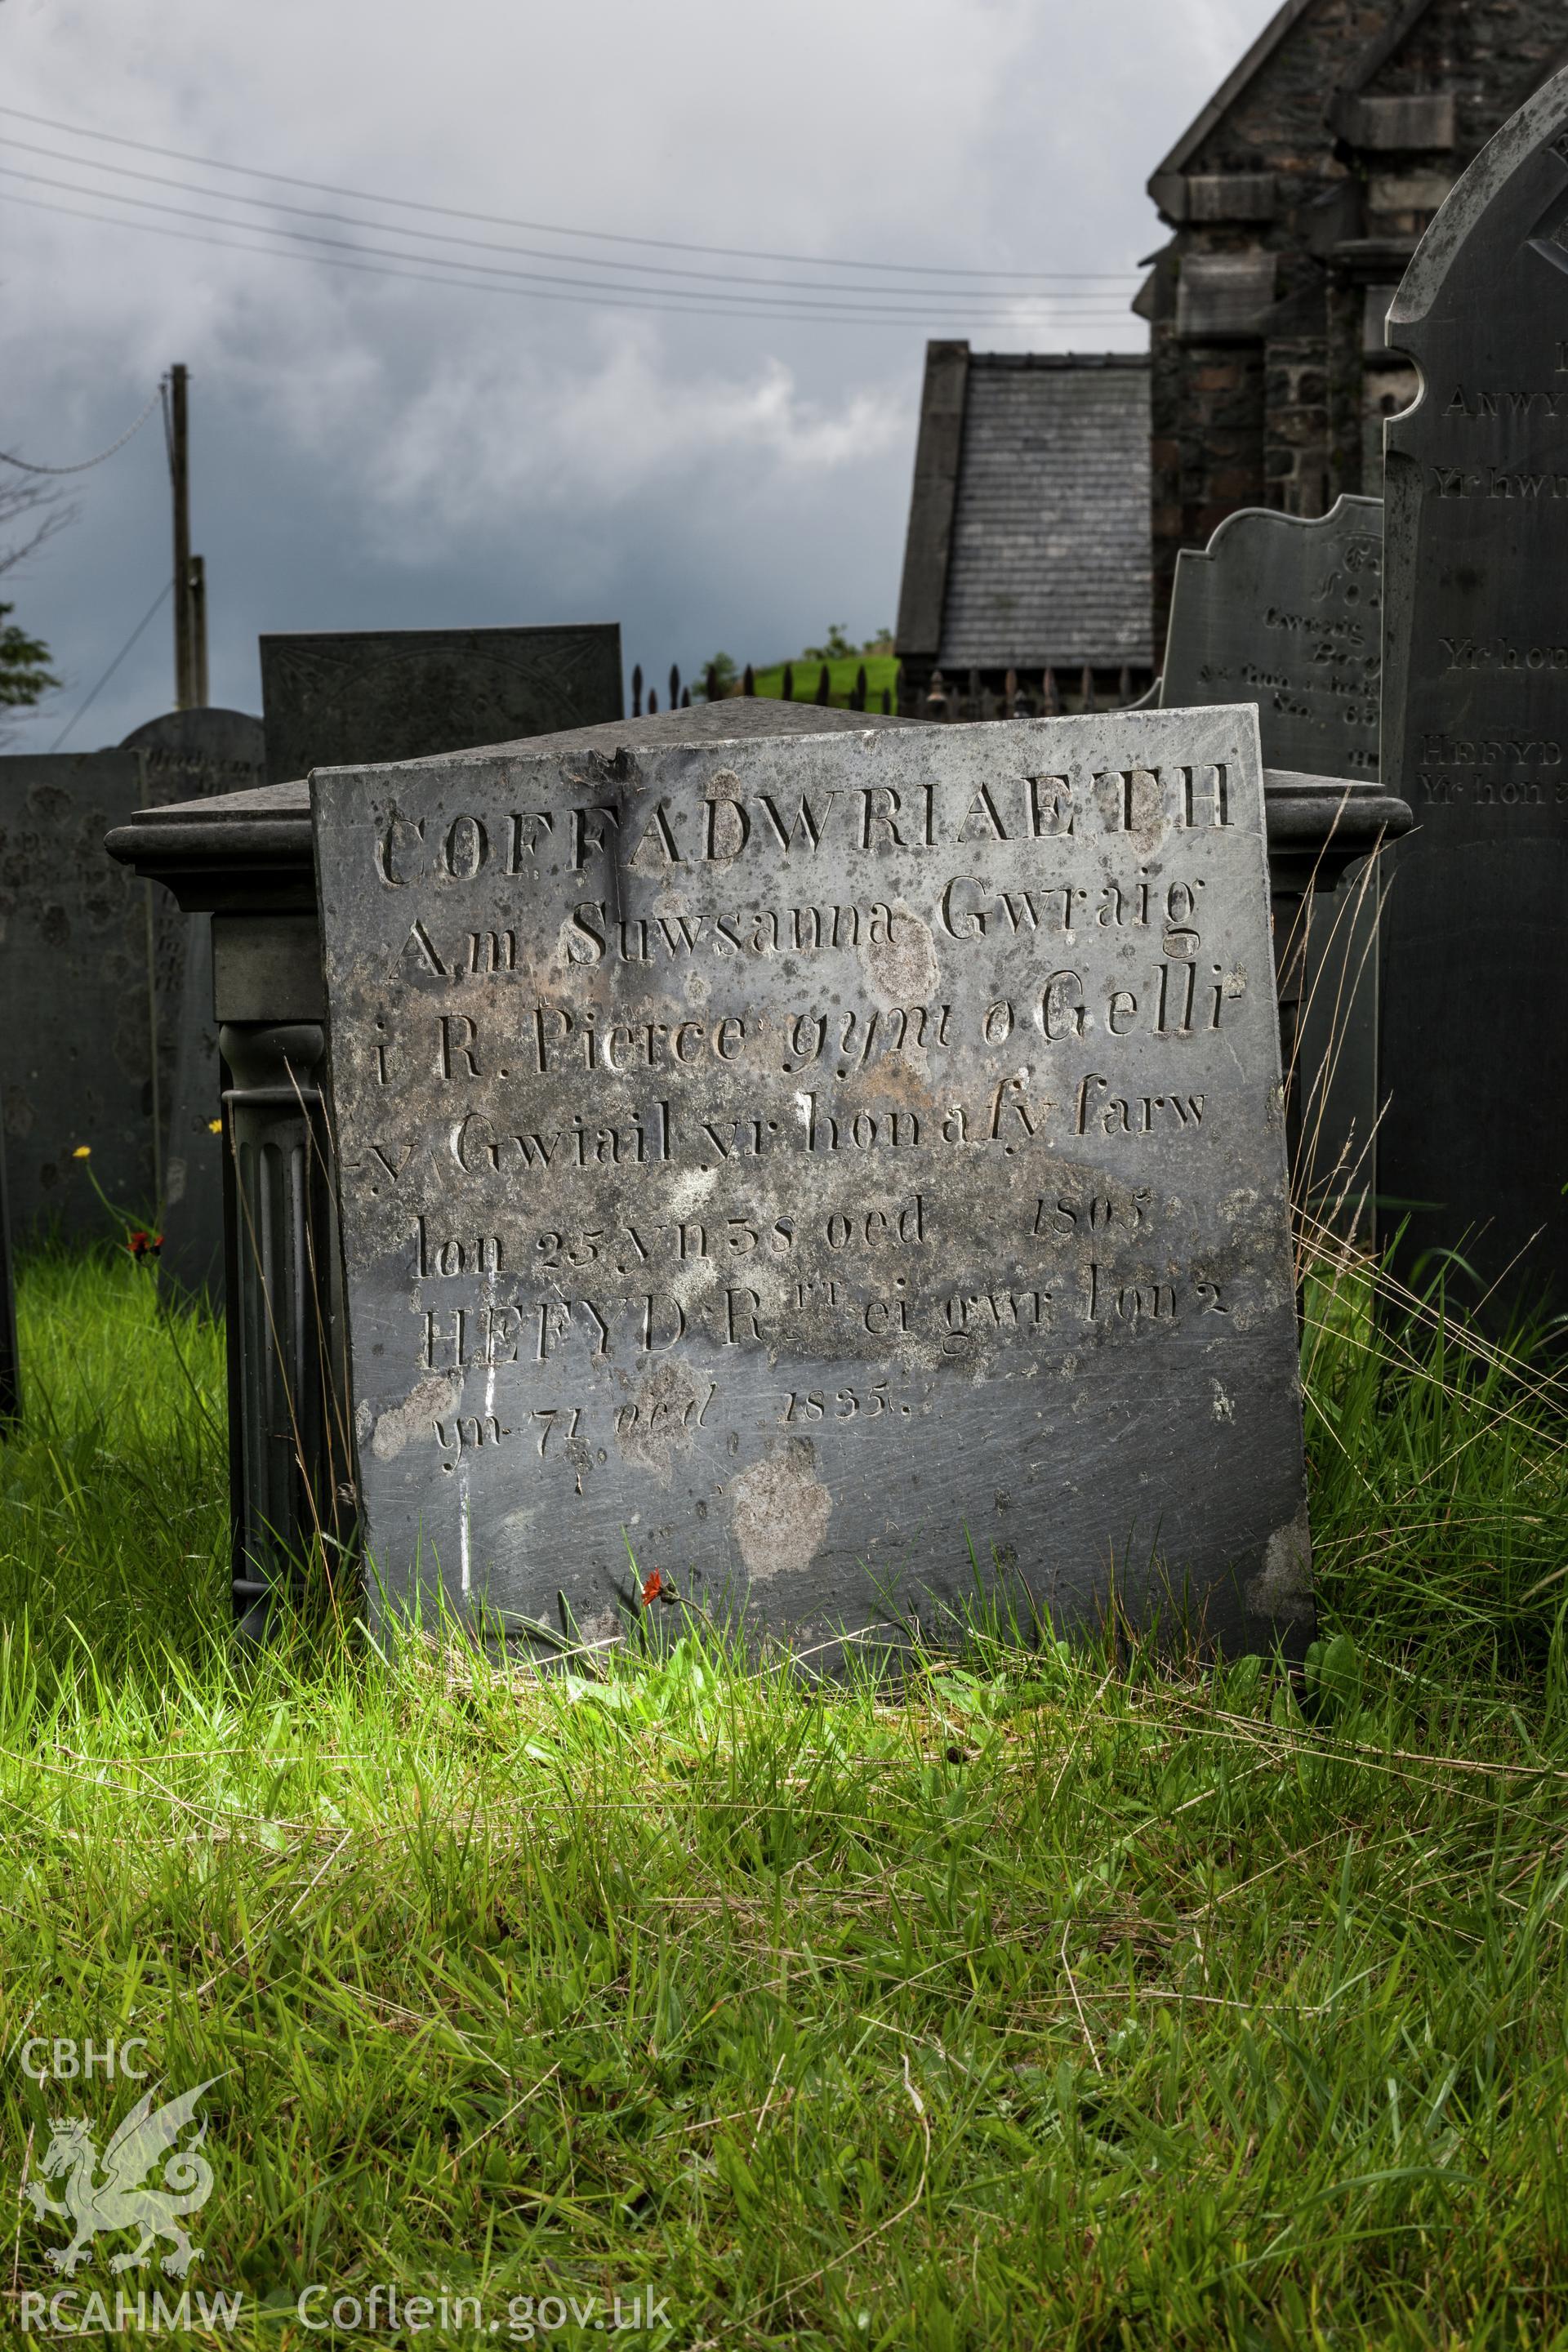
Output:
1415,727,1568,807
1439,637,1568,670
1432,466,1568,498
315,711,1309,1652
1379,69,1568,1314
1162,500,1383,776
1443,385,1568,420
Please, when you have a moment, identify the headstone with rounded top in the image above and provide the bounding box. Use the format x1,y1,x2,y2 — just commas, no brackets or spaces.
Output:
1380,62,1568,1312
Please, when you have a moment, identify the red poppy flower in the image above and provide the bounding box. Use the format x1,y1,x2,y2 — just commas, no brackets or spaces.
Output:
640,1569,665,1606
126,1230,164,1261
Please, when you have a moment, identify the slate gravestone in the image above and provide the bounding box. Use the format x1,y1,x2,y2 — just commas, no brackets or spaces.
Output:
1161,498,1385,1220
314,708,1312,1658
261,626,623,786
0,751,156,1238
122,706,267,808
1382,63,1568,1308
1163,497,1383,777
0,1083,19,1423
156,921,223,1298
119,708,267,1298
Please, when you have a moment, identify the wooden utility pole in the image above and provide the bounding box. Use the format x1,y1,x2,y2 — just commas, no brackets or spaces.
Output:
169,365,192,706
167,363,208,709
189,553,208,706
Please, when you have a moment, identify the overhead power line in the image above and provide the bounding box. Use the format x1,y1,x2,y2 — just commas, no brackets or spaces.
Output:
48,579,172,751
0,160,1134,318
0,185,1137,327
0,131,1138,300
0,381,160,473
0,100,1141,287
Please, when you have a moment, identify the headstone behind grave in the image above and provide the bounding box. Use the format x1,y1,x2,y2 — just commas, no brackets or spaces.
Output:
119,709,267,1300
0,751,156,1239
314,709,1312,1658
1163,497,1382,778
0,1081,19,1423
1381,65,1568,1312
122,706,268,808
261,626,623,786
1161,497,1384,1221
156,920,223,1300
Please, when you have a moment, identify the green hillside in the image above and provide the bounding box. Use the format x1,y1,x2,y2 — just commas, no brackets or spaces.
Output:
745,651,902,710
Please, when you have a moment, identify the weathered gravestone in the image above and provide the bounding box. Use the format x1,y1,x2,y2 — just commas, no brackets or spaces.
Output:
1382,63,1568,1309
0,751,158,1237
314,707,1313,1658
261,626,623,786
1162,497,1384,1223
122,706,267,808
120,708,267,1298
1164,497,1383,778
0,1086,19,1423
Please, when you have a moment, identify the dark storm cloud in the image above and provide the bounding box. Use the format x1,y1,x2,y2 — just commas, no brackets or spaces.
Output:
0,0,1273,746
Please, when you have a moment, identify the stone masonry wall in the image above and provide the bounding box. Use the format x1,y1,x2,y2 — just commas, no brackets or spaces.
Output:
1147,0,1568,654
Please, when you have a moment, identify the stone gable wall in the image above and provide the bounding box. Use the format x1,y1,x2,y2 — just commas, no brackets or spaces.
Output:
1147,0,1568,653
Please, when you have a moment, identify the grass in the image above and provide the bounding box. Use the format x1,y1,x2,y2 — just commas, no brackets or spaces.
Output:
2,1242,1567,2346
0,1247,227,1671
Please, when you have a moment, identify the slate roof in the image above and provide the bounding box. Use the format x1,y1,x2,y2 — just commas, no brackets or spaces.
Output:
929,353,1152,672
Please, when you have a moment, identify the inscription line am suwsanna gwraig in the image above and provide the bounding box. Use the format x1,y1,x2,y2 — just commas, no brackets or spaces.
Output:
312,710,1312,1659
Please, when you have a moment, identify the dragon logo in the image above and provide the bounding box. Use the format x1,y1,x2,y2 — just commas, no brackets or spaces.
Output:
24,2080,220,2278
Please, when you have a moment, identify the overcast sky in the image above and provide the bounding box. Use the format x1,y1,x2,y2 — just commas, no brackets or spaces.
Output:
1,0,1277,748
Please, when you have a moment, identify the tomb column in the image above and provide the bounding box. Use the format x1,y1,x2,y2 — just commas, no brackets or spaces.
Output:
103,789,353,1637
218,1014,350,1638
1258,772,1412,1179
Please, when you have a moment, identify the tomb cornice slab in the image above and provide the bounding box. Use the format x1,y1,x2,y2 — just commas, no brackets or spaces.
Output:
1256,771,1413,894
105,785,315,914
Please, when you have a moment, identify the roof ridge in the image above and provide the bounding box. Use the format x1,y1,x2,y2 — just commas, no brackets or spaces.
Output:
1147,0,1317,189
966,351,1149,369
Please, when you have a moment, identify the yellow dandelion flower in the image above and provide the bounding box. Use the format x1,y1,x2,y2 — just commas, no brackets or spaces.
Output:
71,1144,91,1160
207,1117,223,1134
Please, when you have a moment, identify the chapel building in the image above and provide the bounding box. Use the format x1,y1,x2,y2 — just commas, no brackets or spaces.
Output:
1141,0,1568,644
